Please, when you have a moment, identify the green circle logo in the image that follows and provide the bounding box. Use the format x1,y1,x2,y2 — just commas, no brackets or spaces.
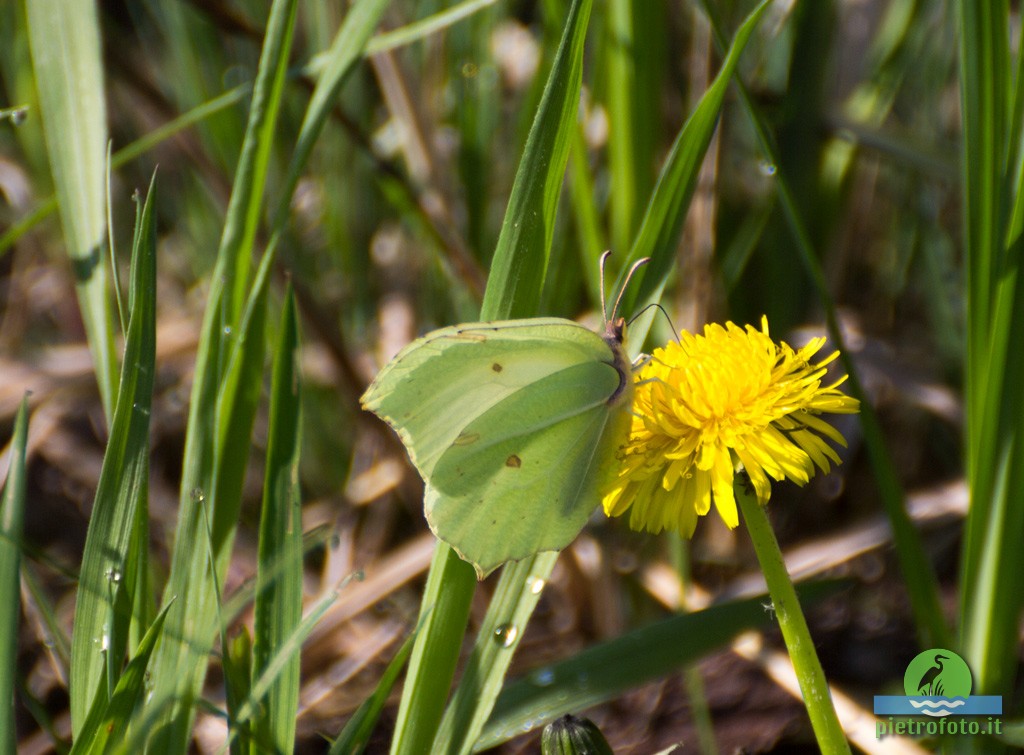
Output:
903,649,972,698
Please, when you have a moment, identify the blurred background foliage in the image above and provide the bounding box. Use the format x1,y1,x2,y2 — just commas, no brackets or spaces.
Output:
0,0,993,751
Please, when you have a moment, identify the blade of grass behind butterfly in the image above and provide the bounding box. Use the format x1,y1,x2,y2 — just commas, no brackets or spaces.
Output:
391,2,594,753
25,0,118,422
698,0,950,651
617,0,772,349
428,0,598,749
0,398,29,753
68,176,157,736
146,2,299,746
602,0,663,257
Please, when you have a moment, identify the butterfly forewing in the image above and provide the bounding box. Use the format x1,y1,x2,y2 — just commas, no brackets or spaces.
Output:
361,316,633,577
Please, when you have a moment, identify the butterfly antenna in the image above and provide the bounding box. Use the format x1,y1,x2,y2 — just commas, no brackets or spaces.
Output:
599,250,612,323
628,302,680,341
610,257,651,321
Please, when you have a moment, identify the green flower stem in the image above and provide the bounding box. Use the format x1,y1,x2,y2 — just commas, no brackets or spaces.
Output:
736,485,850,755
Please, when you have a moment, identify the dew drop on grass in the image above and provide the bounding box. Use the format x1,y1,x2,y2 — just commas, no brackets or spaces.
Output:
493,623,518,648
530,668,555,686
105,567,122,583
190,487,205,503
758,160,777,177
526,575,545,594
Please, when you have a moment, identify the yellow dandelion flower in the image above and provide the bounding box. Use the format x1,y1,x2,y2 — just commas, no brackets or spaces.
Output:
602,316,860,537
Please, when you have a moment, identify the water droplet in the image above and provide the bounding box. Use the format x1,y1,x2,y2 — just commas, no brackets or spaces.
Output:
132,403,150,416
352,569,365,582
758,160,777,177
190,487,205,503
223,326,233,336
10,107,28,126
106,568,123,584
530,668,555,686
527,576,545,594
493,623,518,648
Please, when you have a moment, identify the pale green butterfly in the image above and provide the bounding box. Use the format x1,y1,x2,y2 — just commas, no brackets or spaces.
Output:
360,254,649,578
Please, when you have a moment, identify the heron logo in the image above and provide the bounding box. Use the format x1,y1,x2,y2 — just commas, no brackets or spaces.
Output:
875,648,1002,739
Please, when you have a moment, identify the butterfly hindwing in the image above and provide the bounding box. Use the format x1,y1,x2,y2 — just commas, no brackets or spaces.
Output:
426,359,624,576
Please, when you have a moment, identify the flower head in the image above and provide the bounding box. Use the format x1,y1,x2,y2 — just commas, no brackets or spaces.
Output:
602,317,860,537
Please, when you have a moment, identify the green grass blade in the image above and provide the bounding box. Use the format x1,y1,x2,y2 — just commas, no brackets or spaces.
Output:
603,0,642,255
68,176,157,736
25,0,117,421
621,0,771,339
330,631,417,755
365,0,497,55
435,552,558,754
68,602,172,755
146,0,298,746
0,398,29,753
478,585,839,750
479,0,594,321
230,589,338,750
568,126,608,304
269,0,392,235
224,628,254,755
390,3,593,751
148,229,275,751
389,547,476,755
958,0,1024,709
216,2,298,326
250,286,303,754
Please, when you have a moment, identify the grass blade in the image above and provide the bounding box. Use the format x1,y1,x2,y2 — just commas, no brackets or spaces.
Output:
479,0,594,321
390,2,594,751
958,0,1024,711
68,176,157,736
0,398,29,753
146,0,298,746
249,286,303,754
478,585,839,749
330,631,417,755
148,226,275,750
620,0,772,342
68,602,172,755
435,552,558,755
25,0,117,421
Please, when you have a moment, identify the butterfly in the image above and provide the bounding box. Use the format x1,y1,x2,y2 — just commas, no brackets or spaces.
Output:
361,254,648,577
